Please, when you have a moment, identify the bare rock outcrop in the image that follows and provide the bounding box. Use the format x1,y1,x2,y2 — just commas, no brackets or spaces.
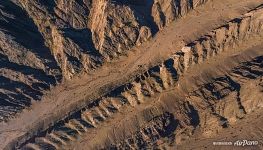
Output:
17,7,263,149
0,0,209,122
2,0,263,149
0,0,62,121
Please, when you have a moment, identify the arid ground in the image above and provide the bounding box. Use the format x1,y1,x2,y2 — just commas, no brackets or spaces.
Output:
0,0,263,149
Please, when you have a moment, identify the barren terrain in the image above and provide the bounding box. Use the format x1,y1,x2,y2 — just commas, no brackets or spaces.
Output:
0,0,263,149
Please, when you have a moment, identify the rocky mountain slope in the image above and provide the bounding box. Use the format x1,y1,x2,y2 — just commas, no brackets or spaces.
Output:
0,0,208,122
0,0,263,149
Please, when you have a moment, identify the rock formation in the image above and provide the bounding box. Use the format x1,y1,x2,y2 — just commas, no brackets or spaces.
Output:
0,0,263,149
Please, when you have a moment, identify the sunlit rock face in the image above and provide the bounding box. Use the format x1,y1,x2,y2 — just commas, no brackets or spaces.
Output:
3,0,263,150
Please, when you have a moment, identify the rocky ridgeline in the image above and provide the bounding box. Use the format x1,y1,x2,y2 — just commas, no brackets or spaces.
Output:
0,0,208,122
111,56,263,149
19,7,263,149
0,1,62,122
18,0,208,79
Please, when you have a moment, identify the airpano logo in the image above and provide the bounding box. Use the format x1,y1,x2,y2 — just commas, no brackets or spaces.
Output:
233,140,259,146
213,140,259,147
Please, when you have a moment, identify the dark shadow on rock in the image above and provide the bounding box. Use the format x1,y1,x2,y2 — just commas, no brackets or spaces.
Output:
0,76,43,101
0,0,62,81
154,112,179,137
0,51,57,120
186,102,200,127
38,0,56,13
0,53,57,86
0,92,29,107
232,56,263,79
112,0,159,35
164,58,179,80
62,28,102,57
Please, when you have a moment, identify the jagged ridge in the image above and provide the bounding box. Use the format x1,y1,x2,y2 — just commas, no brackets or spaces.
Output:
18,6,263,149
0,0,209,122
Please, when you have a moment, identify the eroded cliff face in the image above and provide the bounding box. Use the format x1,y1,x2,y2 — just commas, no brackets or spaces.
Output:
0,0,62,121
152,0,207,29
18,0,208,79
0,0,208,122
18,0,100,79
91,0,208,59
17,6,263,149
1,0,263,149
